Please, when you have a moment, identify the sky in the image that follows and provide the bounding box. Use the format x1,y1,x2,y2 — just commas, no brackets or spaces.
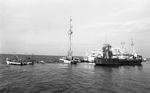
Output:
0,0,150,57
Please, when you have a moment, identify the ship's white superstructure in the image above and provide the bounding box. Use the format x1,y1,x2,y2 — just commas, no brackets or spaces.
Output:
85,40,146,62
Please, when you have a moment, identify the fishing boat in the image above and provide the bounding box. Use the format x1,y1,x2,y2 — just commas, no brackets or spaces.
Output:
6,56,34,65
94,40,144,66
59,17,79,64
6,59,22,65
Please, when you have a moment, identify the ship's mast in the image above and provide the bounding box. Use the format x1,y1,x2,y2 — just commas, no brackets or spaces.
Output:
131,38,134,54
121,42,125,50
68,16,73,58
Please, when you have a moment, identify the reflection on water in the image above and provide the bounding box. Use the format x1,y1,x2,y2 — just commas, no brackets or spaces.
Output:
94,64,143,74
78,63,95,70
0,62,150,93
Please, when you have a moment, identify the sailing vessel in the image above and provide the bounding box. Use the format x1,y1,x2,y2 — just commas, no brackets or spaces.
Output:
59,17,78,64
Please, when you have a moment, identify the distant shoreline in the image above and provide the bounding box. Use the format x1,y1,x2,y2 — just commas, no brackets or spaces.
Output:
0,54,83,57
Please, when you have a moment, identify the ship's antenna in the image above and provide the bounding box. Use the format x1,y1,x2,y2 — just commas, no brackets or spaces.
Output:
131,38,134,54
68,16,73,57
121,42,125,50
105,30,108,44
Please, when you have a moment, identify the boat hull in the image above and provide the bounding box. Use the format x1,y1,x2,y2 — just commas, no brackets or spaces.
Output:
95,58,142,66
6,61,34,65
59,59,77,64
6,61,21,65
64,59,72,64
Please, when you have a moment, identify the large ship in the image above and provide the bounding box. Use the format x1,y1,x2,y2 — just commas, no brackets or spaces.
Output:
94,41,145,66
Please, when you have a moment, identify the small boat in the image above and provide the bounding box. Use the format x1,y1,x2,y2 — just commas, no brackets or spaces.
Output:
39,60,45,64
59,57,71,63
60,58,72,64
6,60,22,65
6,59,33,65
64,60,71,64
6,56,34,65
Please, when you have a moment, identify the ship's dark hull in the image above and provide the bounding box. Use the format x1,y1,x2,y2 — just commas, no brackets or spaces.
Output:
95,58,142,66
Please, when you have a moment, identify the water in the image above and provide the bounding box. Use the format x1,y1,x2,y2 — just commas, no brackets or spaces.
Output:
0,55,150,93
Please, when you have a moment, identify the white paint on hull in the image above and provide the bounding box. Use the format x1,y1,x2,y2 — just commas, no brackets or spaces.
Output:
59,58,71,64
6,61,21,65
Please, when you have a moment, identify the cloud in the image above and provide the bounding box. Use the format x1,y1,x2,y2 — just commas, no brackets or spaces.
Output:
1,0,150,56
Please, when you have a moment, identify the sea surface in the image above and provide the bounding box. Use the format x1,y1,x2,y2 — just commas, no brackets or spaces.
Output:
0,54,150,93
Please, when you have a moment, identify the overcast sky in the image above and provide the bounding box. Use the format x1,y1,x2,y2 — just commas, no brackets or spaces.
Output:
0,0,150,57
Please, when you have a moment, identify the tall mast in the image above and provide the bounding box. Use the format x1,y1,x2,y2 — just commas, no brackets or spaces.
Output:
131,38,134,54
121,42,125,50
68,16,73,57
